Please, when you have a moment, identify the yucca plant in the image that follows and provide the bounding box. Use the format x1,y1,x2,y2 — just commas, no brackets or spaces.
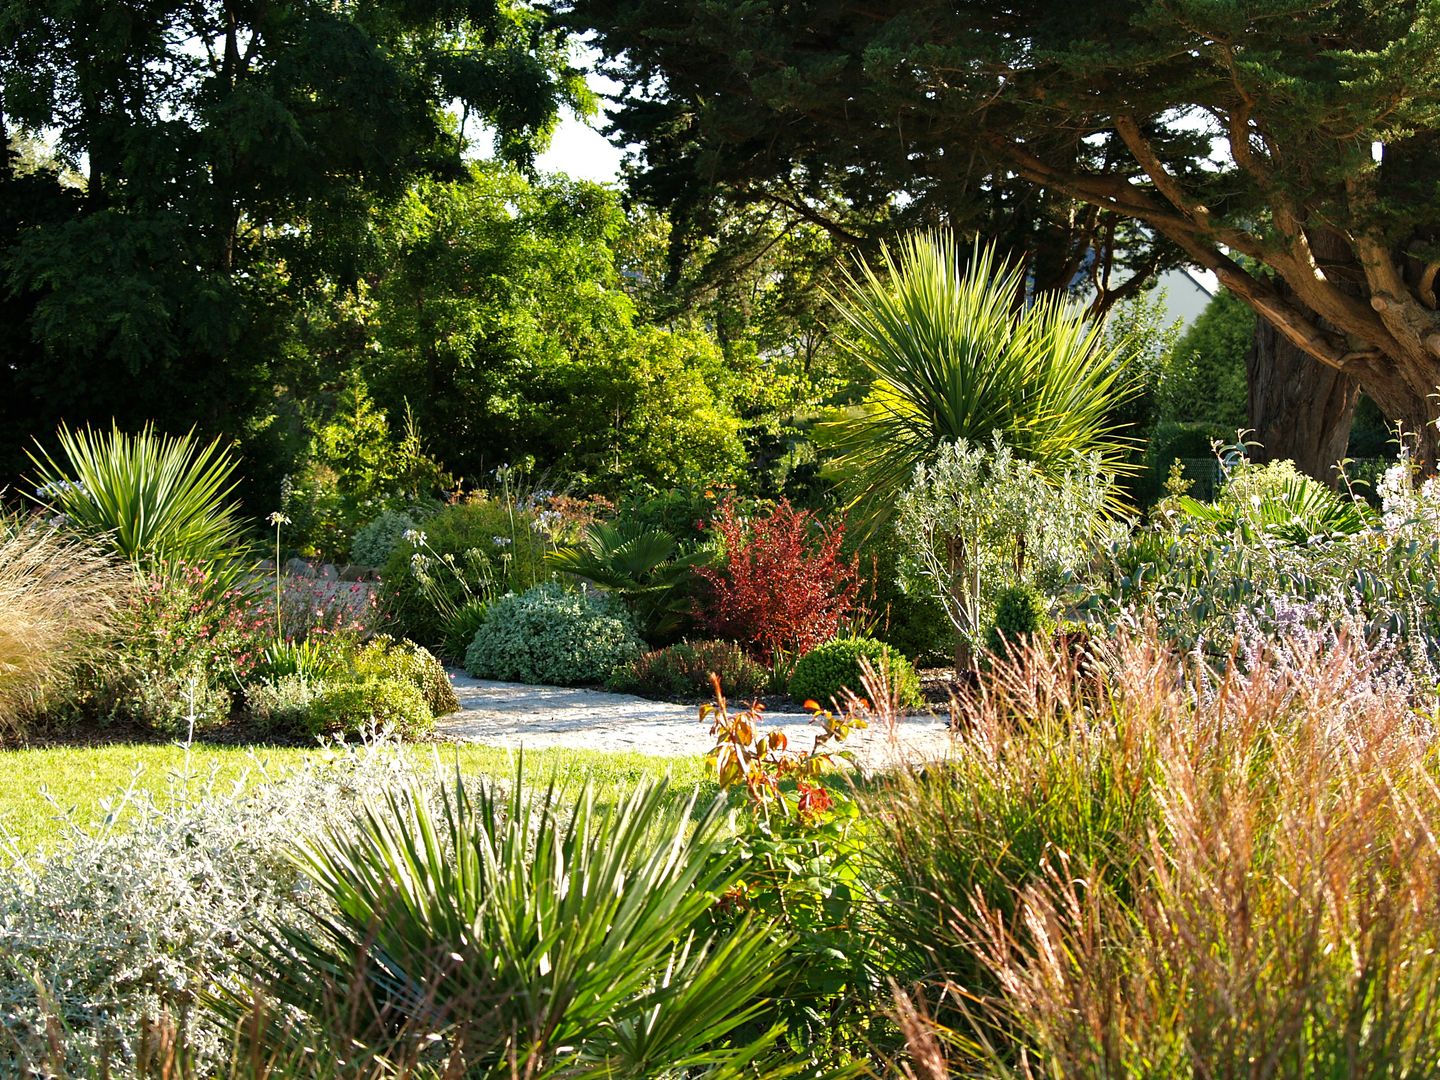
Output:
219,773,803,1078
27,423,251,578
548,520,714,642
820,232,1137,515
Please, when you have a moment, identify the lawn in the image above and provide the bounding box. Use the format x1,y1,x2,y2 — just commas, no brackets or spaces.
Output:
0,742,712,858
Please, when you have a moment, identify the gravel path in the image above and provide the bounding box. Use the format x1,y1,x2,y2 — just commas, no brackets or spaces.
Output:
438,670,956,770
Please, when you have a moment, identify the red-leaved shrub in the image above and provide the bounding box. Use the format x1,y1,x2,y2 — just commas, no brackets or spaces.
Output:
695,499,861,663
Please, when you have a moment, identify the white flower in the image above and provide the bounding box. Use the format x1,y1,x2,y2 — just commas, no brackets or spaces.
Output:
403,529,427,546
493,535,513,548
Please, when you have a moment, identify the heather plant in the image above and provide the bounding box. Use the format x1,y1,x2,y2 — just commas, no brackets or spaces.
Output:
696,498,861,665
896,435,1118,666
610,638,771,702
0,513,132,738
463,582,643,686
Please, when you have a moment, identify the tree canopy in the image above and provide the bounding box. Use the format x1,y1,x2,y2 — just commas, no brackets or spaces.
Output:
571,0,1440,461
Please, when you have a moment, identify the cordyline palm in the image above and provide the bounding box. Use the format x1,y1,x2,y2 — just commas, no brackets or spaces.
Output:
820,231,1138,515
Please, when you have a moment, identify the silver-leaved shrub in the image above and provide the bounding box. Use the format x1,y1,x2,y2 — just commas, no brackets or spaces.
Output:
463,583,644,686
0,743,416,1077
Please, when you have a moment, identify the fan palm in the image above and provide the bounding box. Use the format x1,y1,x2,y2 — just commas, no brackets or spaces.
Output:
820,232,1138,515
548,520,714,642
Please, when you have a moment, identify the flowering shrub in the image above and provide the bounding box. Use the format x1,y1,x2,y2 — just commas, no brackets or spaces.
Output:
702,680,870,1051
463,583,643,686
696,499,861,664
609,639,770,702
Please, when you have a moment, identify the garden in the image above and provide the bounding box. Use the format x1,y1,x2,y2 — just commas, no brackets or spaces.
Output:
6,1,1440,1076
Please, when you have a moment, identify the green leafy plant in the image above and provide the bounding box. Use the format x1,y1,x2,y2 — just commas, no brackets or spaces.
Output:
1175,458,1373,543
464,583,644,686
379,498,551,649
985,583,1054,658
28,423,250,579
303,676,433,740
548,519,714,642
897,435,1117,666
349,509,418,568
221,773,794,1076
610,639,771,702
820,232,1136,514
787,636,922,711
351,635,458,716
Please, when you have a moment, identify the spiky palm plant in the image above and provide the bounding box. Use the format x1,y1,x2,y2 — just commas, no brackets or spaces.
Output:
820,232,1137,514
219,774,801,1078
27,422,250,578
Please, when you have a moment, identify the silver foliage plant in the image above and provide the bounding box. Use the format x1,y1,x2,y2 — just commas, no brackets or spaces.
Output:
0,742,422,1077
895,434,1120,658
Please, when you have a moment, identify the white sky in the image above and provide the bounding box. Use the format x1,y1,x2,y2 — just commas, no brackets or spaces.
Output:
537,109,624,184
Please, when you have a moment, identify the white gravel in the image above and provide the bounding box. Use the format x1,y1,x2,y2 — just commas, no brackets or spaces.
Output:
437,670,957,770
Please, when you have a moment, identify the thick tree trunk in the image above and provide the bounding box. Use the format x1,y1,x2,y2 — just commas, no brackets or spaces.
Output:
1247,315,1360,483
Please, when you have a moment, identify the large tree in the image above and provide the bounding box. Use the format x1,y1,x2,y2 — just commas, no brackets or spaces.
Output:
0,0,586,489
571,0,1440,472
569,0,1180,315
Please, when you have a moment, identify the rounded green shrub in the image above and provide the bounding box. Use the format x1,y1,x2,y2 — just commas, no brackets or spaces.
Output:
352,635,459,716
787,636,922,710
248,674,433,740
464,583,643,687
610,639,769,702
985,584,1054,658
349,510,416,568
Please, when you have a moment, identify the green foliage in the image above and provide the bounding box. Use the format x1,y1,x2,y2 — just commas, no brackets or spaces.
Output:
1160,288,1253,429
378,499,551,649
359,169,750,494
463,583,644,687
28,423,249,577
252,638,345,683
1175,459,1374,544
0,1,587,510
610,639,771,702
548,520,713,642
351,636,458,717
224,775,792,1076
820,232,1137,514
985,584,1054,658
282,385,449,561
348,509,418,568
850,524,953,665
787,636,921,710
304,677,433,741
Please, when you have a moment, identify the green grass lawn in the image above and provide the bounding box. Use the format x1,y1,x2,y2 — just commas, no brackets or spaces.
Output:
0,742,712,858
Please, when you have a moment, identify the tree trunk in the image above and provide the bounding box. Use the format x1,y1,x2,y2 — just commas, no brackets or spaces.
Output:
1247,314,1359,483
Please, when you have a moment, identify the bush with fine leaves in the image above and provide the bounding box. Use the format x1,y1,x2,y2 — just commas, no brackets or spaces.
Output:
464,583,643,686
0,745,409,1078
610,639,770,702
787,636,921,710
